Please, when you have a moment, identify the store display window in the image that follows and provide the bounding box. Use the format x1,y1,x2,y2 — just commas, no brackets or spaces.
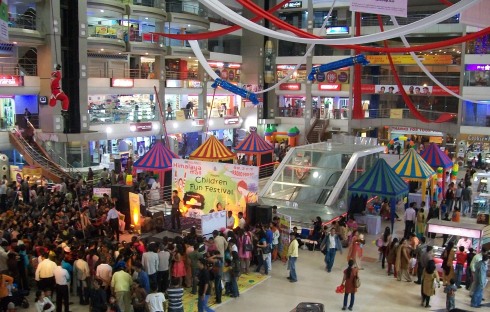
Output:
88,94,156,124
0,95,39,130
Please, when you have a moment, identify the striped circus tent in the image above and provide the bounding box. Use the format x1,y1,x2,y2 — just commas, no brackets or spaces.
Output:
393,148,435,201
349,158,408,200
133,141,179,187
420,143,453,169
234,131,274,166
189,135,236,162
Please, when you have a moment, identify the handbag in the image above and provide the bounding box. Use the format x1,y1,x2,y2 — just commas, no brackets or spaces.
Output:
354,276,361,288
245,243,253,252
262,244,272,254
43,303,52,311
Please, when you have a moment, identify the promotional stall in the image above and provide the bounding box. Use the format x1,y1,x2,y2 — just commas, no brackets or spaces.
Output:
392,148,436,208
421,143,453,196
348,158,409,233
234,130,275,178
189,135,237,163
132,140,180,192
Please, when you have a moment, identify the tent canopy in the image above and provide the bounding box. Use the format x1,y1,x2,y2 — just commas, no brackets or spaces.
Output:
234,131,274,155
133,141,179,171
421,143,453,169
189,135,236,161
349,158,409,200
393,148,436,182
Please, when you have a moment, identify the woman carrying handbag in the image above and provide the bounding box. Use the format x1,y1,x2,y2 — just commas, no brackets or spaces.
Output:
341,259,359,311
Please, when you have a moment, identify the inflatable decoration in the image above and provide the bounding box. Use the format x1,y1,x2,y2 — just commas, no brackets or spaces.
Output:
49,64,70,112
308,55,369,81
287,127,300,147
211,78,259,105
450,164,459,183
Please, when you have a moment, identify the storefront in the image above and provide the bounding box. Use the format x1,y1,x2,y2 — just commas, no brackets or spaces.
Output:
457,134,490,167
88,135,157,166
0,74,39,130
385,126,445,151
88,93,156,124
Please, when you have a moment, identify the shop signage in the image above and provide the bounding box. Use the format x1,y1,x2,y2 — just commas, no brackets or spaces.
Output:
110,78,134,88
193,119,205,126
465,64,490,71
391,126,443,137
283,1,302,9
326,26,349,35
279,83,301,91
316,72,325,82
188,80,202,88
351,0,408,18
130,122,152,132
0,75,23,86
338,72,349,83
458,134,490,142
366,55,453,65
318,83,341,91
224,117,240,125
390,109,403,119
166,80,183,88
326,71,338,83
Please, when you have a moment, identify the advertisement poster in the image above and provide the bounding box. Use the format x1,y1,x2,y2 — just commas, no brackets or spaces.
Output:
350,0,408,18
375,84,433,95
277,213,292,261
129,192,140,227
172,159,259,215
9,165,22,184
366,55,453,65
93,188,111,199
120,152,130,170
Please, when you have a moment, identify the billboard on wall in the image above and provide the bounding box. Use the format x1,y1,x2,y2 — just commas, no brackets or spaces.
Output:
350,0,408,17
172,159,259,217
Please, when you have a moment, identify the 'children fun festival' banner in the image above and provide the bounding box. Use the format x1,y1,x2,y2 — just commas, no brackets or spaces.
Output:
172,159,259,216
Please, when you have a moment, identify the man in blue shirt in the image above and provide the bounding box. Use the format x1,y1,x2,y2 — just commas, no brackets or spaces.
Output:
134,262,150,293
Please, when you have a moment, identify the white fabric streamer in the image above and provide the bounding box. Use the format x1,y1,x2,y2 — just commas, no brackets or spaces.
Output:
198,0,477,45
189,40,219,80
391,15,485,104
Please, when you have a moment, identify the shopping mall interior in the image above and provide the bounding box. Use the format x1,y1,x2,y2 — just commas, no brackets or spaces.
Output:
0,0,489,311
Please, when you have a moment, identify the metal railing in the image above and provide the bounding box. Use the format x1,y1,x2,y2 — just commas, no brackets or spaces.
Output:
0,62,37,76
166,70,199,80
8,13,37,30
89,106,157,124
166,1,207,17
360,108,457,123
87,67,155,79
126,0,164,8
46,148,83,178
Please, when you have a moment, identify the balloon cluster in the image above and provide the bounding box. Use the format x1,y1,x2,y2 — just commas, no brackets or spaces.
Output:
436,167,444,200
450,163,459,183
432,174,439,202
211,78,259,105
387,136,416,149
308,54,369,81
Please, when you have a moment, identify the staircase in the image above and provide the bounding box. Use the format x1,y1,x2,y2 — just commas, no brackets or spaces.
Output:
9,131,72,183
306,119,329,143
17,48,37,76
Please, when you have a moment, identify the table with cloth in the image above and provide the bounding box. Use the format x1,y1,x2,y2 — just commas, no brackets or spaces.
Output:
353,214,381,235
408,193,430,210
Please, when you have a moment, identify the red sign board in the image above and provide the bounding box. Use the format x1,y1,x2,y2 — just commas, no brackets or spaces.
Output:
432,86,460,96
279,83,301,91
111,78,134,88
326,71,338,83
0,75,24,86
130,122,152,132
318,83,341,91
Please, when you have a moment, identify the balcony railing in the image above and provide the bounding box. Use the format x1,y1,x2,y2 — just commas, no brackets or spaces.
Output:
89,105,157,125
166,1,207,17
124,0,164,8
88,67,155,79
0,62,37,76
8,13,37,30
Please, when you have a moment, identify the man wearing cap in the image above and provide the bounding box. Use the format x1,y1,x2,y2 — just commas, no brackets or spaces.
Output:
111,263,132,312
287,231,299,282
35,251,57,292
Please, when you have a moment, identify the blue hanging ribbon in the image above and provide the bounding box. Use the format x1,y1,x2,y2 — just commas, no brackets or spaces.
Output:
307,54,370,81
211,78,259,105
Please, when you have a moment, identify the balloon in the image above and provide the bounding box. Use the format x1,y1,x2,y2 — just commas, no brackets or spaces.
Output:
399,136,407,141
409,141,415,146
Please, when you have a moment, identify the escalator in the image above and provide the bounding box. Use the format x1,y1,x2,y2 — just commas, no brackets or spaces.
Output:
315,171,342,204
17,48,37,76
9,130,73,183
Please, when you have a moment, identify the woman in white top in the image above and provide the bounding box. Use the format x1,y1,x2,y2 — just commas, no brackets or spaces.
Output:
35,290,55,312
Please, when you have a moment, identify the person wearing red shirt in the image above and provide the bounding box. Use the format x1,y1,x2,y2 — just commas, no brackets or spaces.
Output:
454,246,467,288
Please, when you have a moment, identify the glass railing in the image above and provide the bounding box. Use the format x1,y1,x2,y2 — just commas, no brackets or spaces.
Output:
123,0,164,8
166,71,199,80
461,102,490,127
88,67,156,79
8,13,37,30
0,61,37,76
165,108,240,120
166,1,207,17
164,38,208,50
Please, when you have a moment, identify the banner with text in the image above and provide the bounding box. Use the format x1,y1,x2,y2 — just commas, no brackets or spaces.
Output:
172,159,259,215
351,0,408,18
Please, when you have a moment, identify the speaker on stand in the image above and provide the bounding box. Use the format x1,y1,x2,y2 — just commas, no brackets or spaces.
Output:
255,205,273,226
246,203,259,226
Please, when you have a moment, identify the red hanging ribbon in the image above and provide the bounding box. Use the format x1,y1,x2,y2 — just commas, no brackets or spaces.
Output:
352,12,364,120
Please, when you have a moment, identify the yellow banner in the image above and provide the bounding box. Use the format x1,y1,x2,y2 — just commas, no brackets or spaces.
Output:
175,110,186,121
22,166,42,178
129,192,140,226
390,109,403,119
366,55,453,65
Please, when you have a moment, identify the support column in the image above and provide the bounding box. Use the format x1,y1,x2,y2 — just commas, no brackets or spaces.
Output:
302,0,314,144
37,0,62,133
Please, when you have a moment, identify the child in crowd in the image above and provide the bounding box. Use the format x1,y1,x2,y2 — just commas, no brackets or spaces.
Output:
444,278,457,311
409,250,417,276
454,246,467,288
222,258,232,296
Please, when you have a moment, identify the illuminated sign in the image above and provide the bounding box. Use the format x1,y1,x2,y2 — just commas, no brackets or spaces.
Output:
465,64,490,71
39,96,48,105
318,83,341,91
366,55,453,65
283,1,302,9
130,122,152,132
0,75,23,86
279,83,301,91
326,26,349,35
110,78,134,88
224,117,240,125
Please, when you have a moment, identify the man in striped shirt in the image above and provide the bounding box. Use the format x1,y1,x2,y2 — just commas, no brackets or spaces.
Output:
166,277,184,312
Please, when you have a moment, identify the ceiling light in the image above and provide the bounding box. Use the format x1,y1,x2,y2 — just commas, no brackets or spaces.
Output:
145,17,148,20
187,24,191,27
145,52,149,55
100,9,104,13
188,56,191,59
100,49,104,51
12,41,17,44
